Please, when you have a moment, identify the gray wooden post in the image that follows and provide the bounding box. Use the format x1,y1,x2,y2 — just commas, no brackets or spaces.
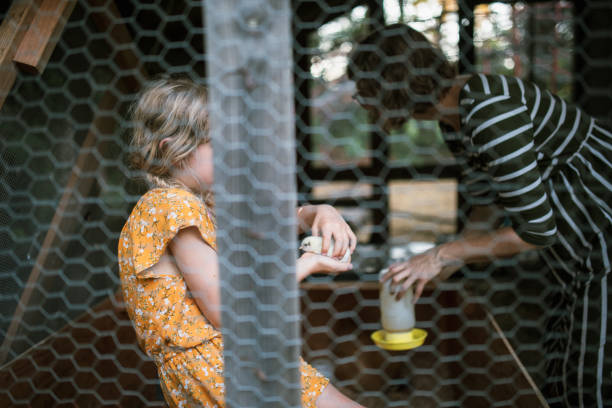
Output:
204,1,300,407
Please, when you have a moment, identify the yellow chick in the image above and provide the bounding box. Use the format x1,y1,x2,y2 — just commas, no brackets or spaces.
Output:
299,236,351,263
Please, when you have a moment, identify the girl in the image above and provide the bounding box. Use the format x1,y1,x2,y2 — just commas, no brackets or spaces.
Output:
118,77,363,407
348,24,612,408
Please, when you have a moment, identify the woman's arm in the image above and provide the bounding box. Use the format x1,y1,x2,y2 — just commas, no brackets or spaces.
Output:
383,226,539,302
438,226,538,266
384,77,558,302
462,205,504,238
461,82,557,246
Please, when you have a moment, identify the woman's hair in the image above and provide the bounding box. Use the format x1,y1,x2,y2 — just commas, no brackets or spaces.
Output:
129,76,210,190
347,23,457,131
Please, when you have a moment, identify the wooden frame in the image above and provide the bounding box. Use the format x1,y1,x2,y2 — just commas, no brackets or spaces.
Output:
206,1,301,405
0,0,42,109
0,0,145,365
13,0,77,74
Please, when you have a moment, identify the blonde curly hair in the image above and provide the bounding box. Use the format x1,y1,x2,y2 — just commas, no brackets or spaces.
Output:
129,76,210,193
347,24,457,132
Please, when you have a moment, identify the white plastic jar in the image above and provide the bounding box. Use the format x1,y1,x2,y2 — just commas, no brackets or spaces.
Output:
379,268,415,332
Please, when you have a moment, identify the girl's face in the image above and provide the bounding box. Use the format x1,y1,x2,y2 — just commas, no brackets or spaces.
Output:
191,142,214,189
173,142,214,192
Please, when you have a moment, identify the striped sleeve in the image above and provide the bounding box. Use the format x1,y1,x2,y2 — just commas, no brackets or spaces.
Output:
462,166,494,202
462,87,557,246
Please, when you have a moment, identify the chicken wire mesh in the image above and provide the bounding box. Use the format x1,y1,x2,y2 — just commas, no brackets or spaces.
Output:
0,0,610,407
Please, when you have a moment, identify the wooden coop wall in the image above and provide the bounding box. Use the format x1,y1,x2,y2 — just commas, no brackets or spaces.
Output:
0,0,611,407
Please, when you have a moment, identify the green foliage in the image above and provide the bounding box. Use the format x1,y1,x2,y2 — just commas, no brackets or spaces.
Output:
389,119,452,166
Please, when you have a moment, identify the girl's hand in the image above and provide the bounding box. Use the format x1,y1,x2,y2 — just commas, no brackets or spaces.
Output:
381,246,463,303
296,252,353,282
309,204,357,258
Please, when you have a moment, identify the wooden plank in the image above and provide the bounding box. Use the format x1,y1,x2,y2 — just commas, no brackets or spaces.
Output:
0,90,118,365
0,291,166,407
306,164,461,182
0,0,144,365
486,311,550,408
300,280,378,291
205,1,300,406
13,0,76,74
0,0,41,109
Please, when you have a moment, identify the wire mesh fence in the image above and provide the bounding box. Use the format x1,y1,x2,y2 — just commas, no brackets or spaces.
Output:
1,0,611,407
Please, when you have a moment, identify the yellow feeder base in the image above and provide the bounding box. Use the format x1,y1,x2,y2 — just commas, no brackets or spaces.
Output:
371,328,427,351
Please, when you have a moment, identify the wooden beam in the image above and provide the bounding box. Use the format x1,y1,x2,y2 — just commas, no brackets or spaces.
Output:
486,311,550,408
206,1,300,405
0,0,144,364
13,0,77,74
306,164,461,181
0,291,166,406
0,90,119,365
0,0,41,109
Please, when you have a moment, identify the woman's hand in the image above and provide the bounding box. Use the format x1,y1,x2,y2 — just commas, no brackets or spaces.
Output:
298,204,357,258
381,246,463,303
381,228,538,303
296,252,353,282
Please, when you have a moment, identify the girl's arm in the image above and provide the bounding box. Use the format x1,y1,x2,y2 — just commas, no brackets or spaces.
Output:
297,204,357,258
169,227,222,328
296,252,353,281
382,226,539,302
169,227,354,327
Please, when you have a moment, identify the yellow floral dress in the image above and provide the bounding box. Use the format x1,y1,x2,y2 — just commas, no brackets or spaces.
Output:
118,187,329,407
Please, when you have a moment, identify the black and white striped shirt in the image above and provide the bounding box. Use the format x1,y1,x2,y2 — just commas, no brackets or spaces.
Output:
455,74,596,246
444,73,612,408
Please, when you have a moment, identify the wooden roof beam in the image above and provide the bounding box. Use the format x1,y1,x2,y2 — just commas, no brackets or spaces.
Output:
0,0,42,109
0,0,146,365
13,0,77,74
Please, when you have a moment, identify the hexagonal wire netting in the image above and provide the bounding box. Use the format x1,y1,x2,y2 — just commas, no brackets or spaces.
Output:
1,0,611,407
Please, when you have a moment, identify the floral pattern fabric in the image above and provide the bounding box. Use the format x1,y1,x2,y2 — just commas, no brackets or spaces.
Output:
118,187,329,407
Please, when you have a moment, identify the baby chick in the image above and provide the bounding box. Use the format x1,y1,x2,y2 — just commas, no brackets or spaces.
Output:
300,236,351,263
